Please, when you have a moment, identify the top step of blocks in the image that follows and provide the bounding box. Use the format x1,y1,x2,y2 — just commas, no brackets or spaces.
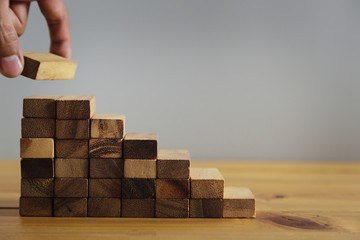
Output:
23,96,59,118
56,96,95,119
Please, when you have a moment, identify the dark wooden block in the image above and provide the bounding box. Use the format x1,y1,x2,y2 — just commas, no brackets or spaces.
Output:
88,198,121,217
54,198,87,217
89,179,121,197
55,139,88,158
21,178,53,197
21,159,54,178
156,179,189,199
54,178,88,197
155,199,189,218
21,118,55,138
23,96,58,118
56,95,95,119
190,168,224,199
91,114,125,139
121,178,155,199
157,149,190,179
122,199,155,218
89,158,123,178
190,199,223,218
123,133,157,159
19,197,53,217
223,187,256,218
55,158,88,178
56,119,90,139
89,139,122,158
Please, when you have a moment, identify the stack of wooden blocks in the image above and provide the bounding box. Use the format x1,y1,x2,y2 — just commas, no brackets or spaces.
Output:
20,95,255,218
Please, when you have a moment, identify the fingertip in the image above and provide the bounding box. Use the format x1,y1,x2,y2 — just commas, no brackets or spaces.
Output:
0,54,23,78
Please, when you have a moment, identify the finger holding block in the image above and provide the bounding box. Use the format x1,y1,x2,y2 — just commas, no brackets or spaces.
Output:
23,96,58,118
56,96,95,119
123,133,157,159
91,114,125,139
20,138,54,159
223,187,256,218
190,168,224,199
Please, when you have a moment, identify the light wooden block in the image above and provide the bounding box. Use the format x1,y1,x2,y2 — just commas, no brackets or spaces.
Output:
89,139,122,158
56,120,90,139
54,198,87,217
55,159,88,178
89,158,123,178
123,133,158,159
19,197,53,217
157,149,190,179
23,96,58,118
55,140,88,158
21,118,55,138
190,199,223,218
223,187,255,218
20,138,54,159
89,179,121,198
156,179,189,199
21,159,54,178
21,178,53,197
121,199,155,218
122,178,155,199
91,114,125,139
21,52,77,80
155,199,189,218
56,96,95,119
88,198,121,217
190,168,224,199
54,178,88,198
124,159,156,178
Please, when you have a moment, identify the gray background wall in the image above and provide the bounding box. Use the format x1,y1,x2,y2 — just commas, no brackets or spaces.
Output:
1,0,360,160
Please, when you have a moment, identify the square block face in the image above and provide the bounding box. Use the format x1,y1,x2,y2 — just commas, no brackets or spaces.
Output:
155,199,189,218
21,159,54,178
54,178,88,197
20,138,54,159
88,198,121,217
190,199,223,218
89,158,123,178
21,118,55,138
21,178,54,197
55,140,89,158
91,114,125,139
20,197,53,217
123,133,157,159
122,199,155,218
56,120,90,139
122,179,155,199
223,187,255,218
55,159,88,178
54,198,87,217
89,179,121,198
157,149,190,179
56,96,95,119
156,179,189,199
23,96,58,118
124,159,156,178
89,139,122,158
190,168,224,199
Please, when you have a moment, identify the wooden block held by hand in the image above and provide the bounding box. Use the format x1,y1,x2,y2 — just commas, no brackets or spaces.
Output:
54,178,88,197
156,179,189,199
21,178,54,197
123,133,157,159
21,158,54,178
122,199,155,218
56,120,90,139
54,198,87,217
190,168,224,199
91,114,125,139
55,140,88,158
88,198,121,217
20,138,54,159
56,96,95,119
222,187,255,218
21,118,55,138
55,158,88,178
190,199,223,218
157,149,190,179
89,179,121,198
155,199,189,218
89,158,123,178
122,178,155,199
124,159,156,178
23,96,58,118
20,197,53,217
89,139,122,158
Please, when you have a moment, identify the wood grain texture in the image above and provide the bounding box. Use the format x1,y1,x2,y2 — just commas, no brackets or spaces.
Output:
189,199,223,218
190,168,224,199
121,199,155,218
123,133,157,159
89,179,121,198
55,159,88,178
19,197,53,217
156,179,189,199
56,120,90,139
87,198,121,217
89,139,122,158
124,159,156,178
157,149,190,179
56,96,95,120
155,199,189,218
55,140,88,158
121,179,155,199
89,158,123,178
21,52,77,80
21,118,55,138
90,114,125,139
54,178,88,198
223,187,255,218
23,96,58,118
21,178,53,197
21,158,54,178
53,198,87,217
20,138,54,159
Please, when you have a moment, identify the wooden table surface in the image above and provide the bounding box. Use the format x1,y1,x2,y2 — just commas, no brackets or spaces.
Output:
0,160,359,240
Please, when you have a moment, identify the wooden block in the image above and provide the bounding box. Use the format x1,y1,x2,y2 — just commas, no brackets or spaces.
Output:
189,199,223,218
20,138,54,159
21,118,55,138
124,159,156,178
91,114,125,139
123,133,157,159
89,158,123,178
89,179,121,197
89,139,122,158
21,158,54,178
155,199,189,218
190,168,224,199
54,198,87,217
121,199,155,218
156,179,189,199
55,139,88,158
19,197,53,217
56,120,90,139
56,96,95,119
157,149,190,179
121,179,155,199
21,178,53,197
55,159,88,178
54,178,88,197
88,198,121,217
223,187,255,218
23,96,58,118
21,52,77,80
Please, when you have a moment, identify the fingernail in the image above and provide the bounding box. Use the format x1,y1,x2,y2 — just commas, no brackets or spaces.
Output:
1,55,23,77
